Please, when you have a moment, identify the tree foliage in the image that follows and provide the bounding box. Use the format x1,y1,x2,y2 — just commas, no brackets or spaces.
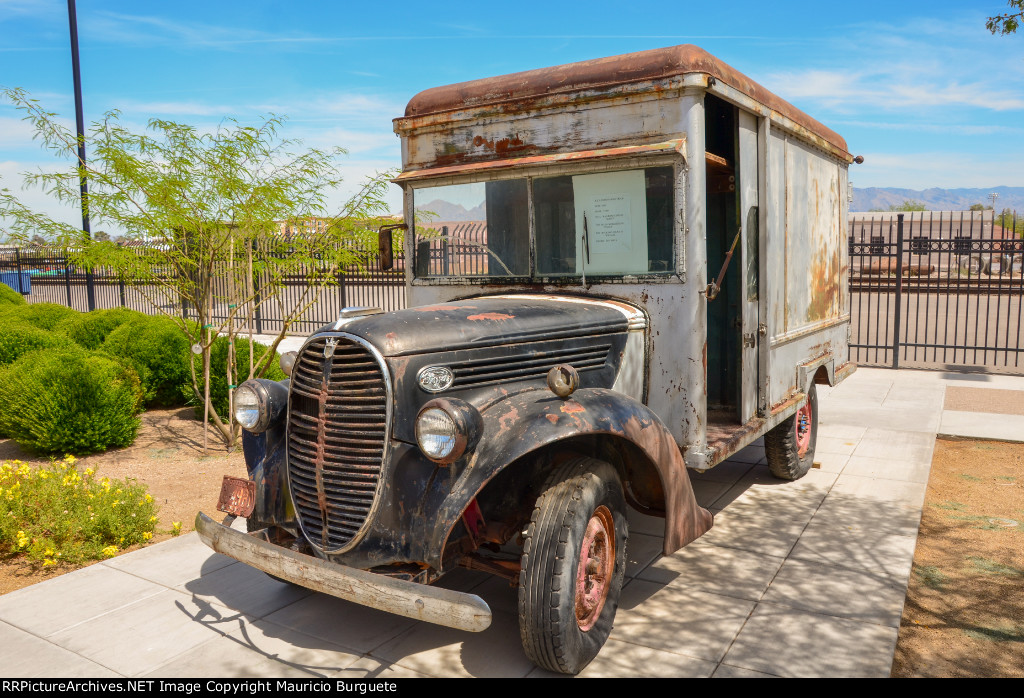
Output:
988,1,1024,34
870,200,927,212
0,88,396,449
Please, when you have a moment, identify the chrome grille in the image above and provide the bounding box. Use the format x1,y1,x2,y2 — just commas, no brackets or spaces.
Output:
451,344,611,389
287,335,388,553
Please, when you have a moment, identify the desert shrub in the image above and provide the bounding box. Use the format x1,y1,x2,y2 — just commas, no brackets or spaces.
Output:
0,456,158,566
62,307,147,350
0,321,65,365
192,336,285,419
0,282,26,306
0,348,142,454
103,315,190,407
0,302,80,331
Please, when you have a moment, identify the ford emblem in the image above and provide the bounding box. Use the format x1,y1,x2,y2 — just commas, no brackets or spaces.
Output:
417,365,454,393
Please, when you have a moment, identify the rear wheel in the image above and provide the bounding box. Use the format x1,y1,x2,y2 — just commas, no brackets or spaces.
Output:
519,457,628,675
765,382,818,480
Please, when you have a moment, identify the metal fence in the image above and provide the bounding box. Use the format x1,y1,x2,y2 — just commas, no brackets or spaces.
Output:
0,246,408,336
848,210,1023,372
5,211,1024,374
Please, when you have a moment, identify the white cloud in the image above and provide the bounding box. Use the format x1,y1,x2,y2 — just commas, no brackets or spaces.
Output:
852,152,1024,189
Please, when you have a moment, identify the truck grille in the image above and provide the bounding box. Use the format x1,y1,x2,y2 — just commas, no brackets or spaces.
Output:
287,335,389,553
451,344,611,389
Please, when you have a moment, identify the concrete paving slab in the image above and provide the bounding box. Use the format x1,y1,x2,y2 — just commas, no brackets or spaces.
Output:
842,454,932,484
103,532,236,588
566,638,717,678
370,610,534,678
144,618,364,678
688,459,756,483
694,507,809,558
46,588,249,677
0,563,165,638
625,532,664,578
712,663,780,678
812,452,850,474
789,514,919,581
830,474,928,508
816,435,861,456
816,424,868,441
636,541,786,602
612,580,756,662
939,410,1024,443
722,603,898,678
337,656,433,679
175,557,313,620
1,620,120,678
760,558,908,627
261,593,417,656
690,478,733,508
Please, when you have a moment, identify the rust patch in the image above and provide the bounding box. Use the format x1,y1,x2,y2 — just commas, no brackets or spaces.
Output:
560,402,586,414
467,312,514,321
545,413,559,424
497,406,520,434
807,244,840,323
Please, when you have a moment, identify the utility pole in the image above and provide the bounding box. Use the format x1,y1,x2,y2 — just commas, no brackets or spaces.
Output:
67,0,95,310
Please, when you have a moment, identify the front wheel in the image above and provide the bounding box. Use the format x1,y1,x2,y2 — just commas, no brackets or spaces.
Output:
518,457,628,675
765,382,818,480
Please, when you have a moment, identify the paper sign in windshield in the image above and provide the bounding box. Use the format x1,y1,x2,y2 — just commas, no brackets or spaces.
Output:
588,195,632,253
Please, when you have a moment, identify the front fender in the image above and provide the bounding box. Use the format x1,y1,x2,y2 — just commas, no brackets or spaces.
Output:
426,387,713,567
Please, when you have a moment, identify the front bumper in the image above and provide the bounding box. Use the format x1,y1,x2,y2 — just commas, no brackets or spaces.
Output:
195,512,492,632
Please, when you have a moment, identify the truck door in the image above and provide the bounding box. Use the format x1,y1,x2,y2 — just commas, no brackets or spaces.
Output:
737,110,761,423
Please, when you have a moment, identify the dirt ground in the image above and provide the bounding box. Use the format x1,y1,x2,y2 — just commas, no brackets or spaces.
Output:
891,438,1024,677
0,408,246,595
3,411,1023,677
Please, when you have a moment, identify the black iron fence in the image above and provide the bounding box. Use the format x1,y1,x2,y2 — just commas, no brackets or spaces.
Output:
4,211,1023,373
0,246,407,336
848,210,1023,372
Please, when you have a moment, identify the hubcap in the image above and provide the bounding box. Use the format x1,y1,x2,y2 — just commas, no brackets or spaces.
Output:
795,399,813,456
575,505,615,631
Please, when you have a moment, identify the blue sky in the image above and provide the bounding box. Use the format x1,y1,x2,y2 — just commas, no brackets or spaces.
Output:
2,0,1023,221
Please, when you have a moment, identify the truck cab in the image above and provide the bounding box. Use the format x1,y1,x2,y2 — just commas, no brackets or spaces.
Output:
198,44,854,675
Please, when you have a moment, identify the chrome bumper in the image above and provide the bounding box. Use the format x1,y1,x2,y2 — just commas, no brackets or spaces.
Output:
194,512,492,632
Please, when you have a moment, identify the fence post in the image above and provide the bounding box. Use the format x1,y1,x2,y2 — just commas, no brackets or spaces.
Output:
119,274,127,307
14,248,24,294
64,254,73,308
892,213,905,369
338,268,347,309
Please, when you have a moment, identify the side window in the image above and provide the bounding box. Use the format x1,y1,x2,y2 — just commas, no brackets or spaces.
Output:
414,180,529,277
535,167,673,276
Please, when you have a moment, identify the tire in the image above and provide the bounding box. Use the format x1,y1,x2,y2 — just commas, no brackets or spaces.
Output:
765,381,818,480
519,457,628,675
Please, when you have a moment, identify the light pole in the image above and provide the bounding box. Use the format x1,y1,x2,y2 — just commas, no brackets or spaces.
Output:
67,0,95,311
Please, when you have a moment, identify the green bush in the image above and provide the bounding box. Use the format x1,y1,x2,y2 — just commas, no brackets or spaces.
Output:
62,307,147,350
0,282,26,306
103,315,190,407
192,336,285,419
0,302,80,331
0,348,143,454
0,321,65,365
0,456,158,566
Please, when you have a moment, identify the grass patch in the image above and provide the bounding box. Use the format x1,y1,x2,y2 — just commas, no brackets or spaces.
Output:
0,456,157,567
962,624,1024,644
995,476,1017,483
947,514,1021,531
932,501,968,511
966,556,1024,577
959,474,983,482
915,565,948,591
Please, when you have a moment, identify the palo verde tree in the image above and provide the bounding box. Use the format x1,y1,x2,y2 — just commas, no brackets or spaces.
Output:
988,1,1024,34
0,88,395,450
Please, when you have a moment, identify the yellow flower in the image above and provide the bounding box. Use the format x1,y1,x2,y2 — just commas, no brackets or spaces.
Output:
44,547,54,557
64,455,77,465
144,494,153,504
84,468,94,477
42,559,56,567
101,545,118,558
142,532,153,541
171,521,182,536
149,516,157,523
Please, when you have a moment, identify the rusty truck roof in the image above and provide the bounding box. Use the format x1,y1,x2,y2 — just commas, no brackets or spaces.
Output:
403,44,849,159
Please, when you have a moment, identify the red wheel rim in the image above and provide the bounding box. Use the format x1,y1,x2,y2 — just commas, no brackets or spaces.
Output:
575,505,615,632
795,398,813,456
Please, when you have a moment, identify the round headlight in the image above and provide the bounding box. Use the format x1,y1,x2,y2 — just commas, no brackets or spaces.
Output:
233,382,265,432
279,351,297,377
416,407,458,461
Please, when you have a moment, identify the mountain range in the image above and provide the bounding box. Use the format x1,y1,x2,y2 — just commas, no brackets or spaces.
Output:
852,186,1024,213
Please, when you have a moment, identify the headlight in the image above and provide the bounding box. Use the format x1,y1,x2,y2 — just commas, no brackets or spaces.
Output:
232,380,286,433
415,398,482,465
279,351,297,377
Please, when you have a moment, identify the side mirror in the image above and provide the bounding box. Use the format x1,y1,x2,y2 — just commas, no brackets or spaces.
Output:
377,223,406,271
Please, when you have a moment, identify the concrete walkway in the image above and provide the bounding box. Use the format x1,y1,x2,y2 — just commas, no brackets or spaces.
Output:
2,367,1022,678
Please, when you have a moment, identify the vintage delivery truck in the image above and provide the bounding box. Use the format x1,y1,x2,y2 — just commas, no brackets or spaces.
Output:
197,44,856,674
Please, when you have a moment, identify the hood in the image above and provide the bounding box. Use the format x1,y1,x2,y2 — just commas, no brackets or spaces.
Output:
335,295,641,357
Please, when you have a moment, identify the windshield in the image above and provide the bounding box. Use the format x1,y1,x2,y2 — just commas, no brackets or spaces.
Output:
412,165,674,280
